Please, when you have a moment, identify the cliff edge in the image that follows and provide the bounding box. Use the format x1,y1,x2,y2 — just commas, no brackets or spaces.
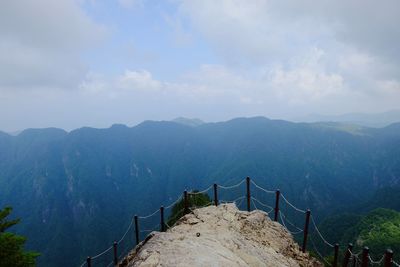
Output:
121,203,322,267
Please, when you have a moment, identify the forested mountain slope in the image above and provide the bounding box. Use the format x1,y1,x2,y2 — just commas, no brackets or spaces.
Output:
0,117,399,266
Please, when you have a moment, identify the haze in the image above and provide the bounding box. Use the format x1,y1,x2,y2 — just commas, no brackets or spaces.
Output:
1,0,399,132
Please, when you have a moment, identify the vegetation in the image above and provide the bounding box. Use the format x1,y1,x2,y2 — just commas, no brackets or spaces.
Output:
0,118,399,266
313,208,400,264
0,206,39,267
167,191,211,227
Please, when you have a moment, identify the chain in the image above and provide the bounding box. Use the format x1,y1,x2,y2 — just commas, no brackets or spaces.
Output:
118,217,134,243
165,208,185,229
368,255,385,265
279,211,303,235
251,197,274,213
280,211,303,232
280,193,306,213
138,208,160,219
218,179,245,189
188,184,213,195
310,215,334,248
250,180,275,194
91,245,113,260
164,195,183,210
140,223,160,234
310,234,332,266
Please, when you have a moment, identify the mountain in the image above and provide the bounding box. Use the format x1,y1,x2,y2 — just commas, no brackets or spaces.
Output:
314,208,400,263
359,186,400,212
0,117,399,266
295,110,400,128
171,117,205,127
311,182,400,262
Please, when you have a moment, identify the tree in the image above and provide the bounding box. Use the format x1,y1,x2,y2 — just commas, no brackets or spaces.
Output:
0,206,39,267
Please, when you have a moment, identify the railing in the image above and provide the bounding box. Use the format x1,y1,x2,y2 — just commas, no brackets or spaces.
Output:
79,177,397,267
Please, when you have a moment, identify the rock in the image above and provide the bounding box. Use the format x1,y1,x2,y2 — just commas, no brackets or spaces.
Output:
121,204,322,267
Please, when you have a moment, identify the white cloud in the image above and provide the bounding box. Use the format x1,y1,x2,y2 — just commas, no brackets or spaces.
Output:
1,0,399,131
116,70,162,90
178,0,400,67
269,47,344,104
0,0,105,90
174,0,400,110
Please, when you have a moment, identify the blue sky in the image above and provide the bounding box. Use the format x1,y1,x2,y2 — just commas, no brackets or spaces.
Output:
81,1,215,79
0,0,399,131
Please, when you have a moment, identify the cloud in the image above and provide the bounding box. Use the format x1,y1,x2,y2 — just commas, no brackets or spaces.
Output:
269,47,345,104
177,0,400,68
1,1,399,132
174,0,400,109
116,70,162,90
0,0,105,90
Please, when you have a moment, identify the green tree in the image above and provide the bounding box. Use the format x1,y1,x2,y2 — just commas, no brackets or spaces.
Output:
0,206,39,267
166,191,211,227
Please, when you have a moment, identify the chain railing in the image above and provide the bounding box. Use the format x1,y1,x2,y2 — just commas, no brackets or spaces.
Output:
78,177,396,267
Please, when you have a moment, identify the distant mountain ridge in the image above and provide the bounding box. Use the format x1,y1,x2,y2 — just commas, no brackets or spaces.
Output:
172,117,205,127
295,109,400,128
0,117,399,266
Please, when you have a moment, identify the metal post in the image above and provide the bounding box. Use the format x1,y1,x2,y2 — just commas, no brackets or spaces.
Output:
361,247,369,267
246,177,251,212
134,215,139,245
384,249,393,267
113,241,118,266
86,256,91,267
343,243,354,267
302,209,311,253
333,243,339,267
274,189,280,222
213,183,218,206
160,206,165,232
184,190,189,214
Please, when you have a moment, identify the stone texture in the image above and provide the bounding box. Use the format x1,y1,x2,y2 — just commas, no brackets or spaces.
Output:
121,204,322,267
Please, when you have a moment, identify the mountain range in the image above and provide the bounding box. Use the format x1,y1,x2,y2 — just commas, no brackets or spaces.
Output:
294,109,400,128
1,117,400,266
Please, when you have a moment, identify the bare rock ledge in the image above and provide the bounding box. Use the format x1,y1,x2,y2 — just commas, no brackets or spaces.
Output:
121,203,322,267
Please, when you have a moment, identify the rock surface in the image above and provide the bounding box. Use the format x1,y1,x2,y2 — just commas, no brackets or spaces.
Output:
121,204,322,267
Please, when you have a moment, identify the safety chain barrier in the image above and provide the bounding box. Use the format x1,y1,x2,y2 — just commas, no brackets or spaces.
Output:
79,177,397,267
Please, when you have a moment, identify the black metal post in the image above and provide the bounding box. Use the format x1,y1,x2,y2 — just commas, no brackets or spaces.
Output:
246,177,251,212
113,241,118,266
86,256,91,267
302,209,311,253
361,247,369,267
160,206,165,232
274,189,280,222
333,243,339,267
184,190,189,214
343,243,354,267
213,183,218,206
134,215,139,245
384,249,393,267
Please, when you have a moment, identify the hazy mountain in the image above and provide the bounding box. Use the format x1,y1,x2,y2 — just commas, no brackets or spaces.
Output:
315,208,400,262
295,110,400,128
0,117,399,266
171,117,205,127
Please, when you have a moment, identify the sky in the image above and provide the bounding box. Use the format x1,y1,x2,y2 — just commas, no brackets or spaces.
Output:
0,0,399,132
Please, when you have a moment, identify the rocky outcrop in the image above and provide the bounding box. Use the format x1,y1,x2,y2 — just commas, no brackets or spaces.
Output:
121,204,322,267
